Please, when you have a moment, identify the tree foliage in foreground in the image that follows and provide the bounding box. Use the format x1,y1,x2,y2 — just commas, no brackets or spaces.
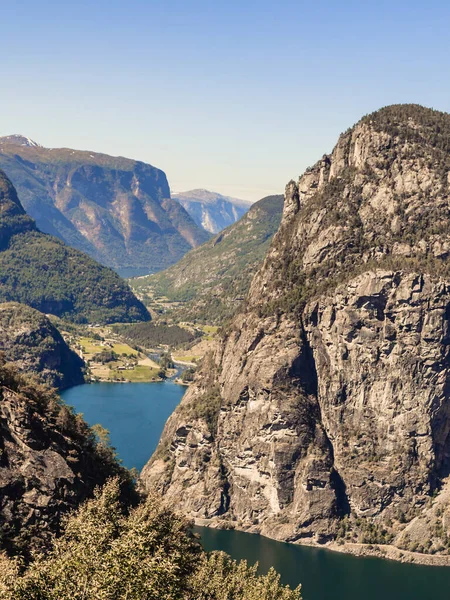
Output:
0,479,301,600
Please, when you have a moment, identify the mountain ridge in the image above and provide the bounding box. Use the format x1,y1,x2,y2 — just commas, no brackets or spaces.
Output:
142,104,450,563
0,169,149,323
0,136,210,276
132,194,284,323
0,302,84,390
172,189,253,234
0,357,134,556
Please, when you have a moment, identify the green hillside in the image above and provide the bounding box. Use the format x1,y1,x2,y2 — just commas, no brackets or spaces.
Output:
0,170,149,324
131,194,284,323
0,136,210,276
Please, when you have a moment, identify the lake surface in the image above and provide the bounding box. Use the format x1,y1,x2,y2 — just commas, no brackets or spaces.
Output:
61,381,186,470
195,525,450,600
62,381,450,600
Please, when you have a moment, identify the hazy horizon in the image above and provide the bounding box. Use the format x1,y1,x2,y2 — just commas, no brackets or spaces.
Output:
2,0,450,200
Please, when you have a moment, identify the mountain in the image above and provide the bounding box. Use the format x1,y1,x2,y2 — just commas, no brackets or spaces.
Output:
0,170,149,324
131,195,284,323
0,136,210,277
0,357,134,556
172,189,252,234
142,105,450,563
0,302,84,390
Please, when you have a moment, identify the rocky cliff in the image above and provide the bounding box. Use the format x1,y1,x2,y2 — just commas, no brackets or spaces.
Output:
0,303,84,390
172,189,252,234
0,169,149,324
0,358,133,556
142,105,450,559
132,195,283,324
0,136,210,276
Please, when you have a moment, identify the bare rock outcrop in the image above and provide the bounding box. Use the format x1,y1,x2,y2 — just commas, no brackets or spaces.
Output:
0,302,84,390
0,360,133,556
0,137,210,276
142,104,450,557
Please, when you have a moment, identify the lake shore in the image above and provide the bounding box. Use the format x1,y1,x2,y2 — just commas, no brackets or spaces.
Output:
193,519,450,567
317,540,450,567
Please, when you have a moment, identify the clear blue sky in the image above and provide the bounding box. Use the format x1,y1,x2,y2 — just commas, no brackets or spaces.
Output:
2,0,449,200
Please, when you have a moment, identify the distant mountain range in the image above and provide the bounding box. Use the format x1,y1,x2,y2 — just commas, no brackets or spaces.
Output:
172,189,252,234
0,169,149,324
131,194,284,323
0,136,210,277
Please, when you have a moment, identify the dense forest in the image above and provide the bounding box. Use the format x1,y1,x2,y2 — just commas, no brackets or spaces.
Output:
115,321,199,348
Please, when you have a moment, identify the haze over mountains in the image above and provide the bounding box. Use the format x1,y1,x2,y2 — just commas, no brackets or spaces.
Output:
0,136,210,277
0,169,149,323
172,189,252,234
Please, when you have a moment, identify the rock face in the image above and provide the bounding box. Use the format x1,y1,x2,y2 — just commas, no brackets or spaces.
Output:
0,302,84,390
0,137,210,276
132,195,283,324
142,105,450,556
0,359,131,556
173,189,252,234
0,169,149,324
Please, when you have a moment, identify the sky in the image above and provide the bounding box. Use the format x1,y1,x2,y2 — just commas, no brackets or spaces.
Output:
1,0,450,200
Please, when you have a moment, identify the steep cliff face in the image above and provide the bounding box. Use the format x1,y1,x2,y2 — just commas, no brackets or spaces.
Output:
0,303,84,390
142,105,450,557
0,169,149,324
0,359,133,556
0,167,35,250
0,137,210,276
172,189,252,234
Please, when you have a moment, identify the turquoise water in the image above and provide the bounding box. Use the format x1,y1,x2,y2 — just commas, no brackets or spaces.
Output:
62,382,450,600
61,381,186,470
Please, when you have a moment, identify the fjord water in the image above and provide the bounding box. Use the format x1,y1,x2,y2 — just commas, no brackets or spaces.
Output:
61,381,185,470
195,526,450,600
62,381,450,600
